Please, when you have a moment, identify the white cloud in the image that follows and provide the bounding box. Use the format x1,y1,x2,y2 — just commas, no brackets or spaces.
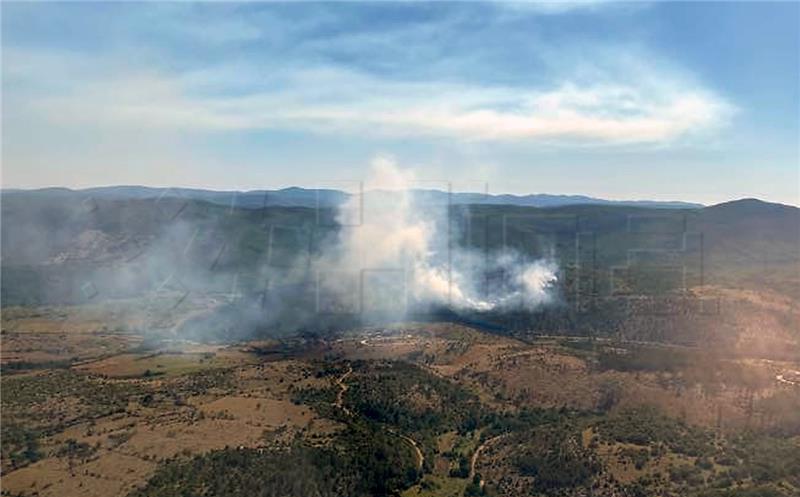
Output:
8,48,734,147
1,0,733,149
1,1,735,147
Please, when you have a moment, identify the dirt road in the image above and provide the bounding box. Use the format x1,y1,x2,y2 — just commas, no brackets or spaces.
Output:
333,365,353,416
333,364,424,471
394,431,424,471
470,434,508,488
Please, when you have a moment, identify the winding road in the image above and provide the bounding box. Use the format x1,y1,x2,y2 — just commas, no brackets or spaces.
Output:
333,365,424,471
388,428,424,471
469,434,508,488
333,365,353,416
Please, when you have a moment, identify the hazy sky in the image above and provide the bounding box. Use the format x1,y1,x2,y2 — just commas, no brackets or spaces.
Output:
2,1,798,205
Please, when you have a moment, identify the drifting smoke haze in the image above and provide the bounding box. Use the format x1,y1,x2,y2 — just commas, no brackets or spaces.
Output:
315,158,559,317
0,158,562,341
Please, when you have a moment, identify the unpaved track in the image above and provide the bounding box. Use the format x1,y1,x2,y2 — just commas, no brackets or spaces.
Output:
333,364,424,471
390,429,424,471
333,365,353,416
470,434,508,487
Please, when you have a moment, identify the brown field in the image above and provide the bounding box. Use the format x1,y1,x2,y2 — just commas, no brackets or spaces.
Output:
2,294,799,497
0,297,230,369
73,348,252,378
1,330,342,497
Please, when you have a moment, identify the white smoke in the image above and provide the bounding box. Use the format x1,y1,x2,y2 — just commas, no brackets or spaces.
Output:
2,156,560,343
316,157,559,315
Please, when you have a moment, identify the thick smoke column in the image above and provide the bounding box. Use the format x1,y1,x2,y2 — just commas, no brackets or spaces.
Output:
316,158,559,315
0,157,560,341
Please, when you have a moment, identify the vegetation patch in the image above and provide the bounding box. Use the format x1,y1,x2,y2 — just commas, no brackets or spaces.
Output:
129,423,420,497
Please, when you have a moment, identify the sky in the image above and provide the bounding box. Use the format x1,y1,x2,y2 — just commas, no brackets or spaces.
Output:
2,1,798,205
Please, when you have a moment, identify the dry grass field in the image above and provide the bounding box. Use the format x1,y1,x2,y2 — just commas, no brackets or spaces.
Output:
2,292,799,497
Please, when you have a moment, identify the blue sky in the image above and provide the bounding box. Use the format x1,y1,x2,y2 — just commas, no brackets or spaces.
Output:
2,1,798,205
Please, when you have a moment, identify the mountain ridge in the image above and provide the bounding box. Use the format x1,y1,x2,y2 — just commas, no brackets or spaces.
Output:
1,185,706,209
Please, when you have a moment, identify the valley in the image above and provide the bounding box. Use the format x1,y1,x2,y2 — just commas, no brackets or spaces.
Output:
2,299,799,496
2,193,799,496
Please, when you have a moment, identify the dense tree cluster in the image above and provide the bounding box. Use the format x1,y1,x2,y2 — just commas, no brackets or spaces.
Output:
1,423,42,470
129,423,419,497
595,406,714,457
513,422,599,494
345,361,482,435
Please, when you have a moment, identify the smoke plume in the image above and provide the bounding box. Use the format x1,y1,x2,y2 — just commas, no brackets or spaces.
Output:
314,158,559,317
0,158,561,342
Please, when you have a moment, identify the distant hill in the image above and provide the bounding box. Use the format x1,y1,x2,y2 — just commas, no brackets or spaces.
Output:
1,186,703,209
1,191,797,307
